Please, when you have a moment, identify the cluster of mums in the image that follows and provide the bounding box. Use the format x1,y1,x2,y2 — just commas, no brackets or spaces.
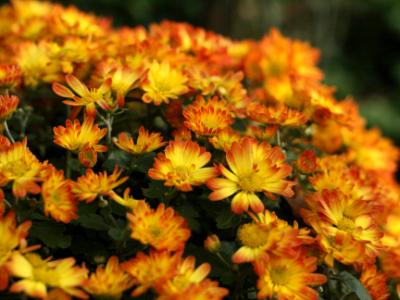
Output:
0,0,399,299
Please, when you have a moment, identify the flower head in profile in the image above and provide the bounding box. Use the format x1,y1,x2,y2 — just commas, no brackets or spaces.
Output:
360,264,389,300
208,127,242,151
127,201,191,251
0,64,22,89
207,137,295,214
83,256,134,298
0,94,19,121
183,96,234,136
247,102,307,126
109,66,141,107
148,140,216,192
254,255,326,300
71,167,128,203
53,117,107,167
122,250,181,297
113,126,166,155
52,74,113,117
7,252,88,299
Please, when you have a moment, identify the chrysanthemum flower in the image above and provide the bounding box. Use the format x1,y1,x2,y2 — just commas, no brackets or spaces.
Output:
53,117,107,167
6,252,88,299
142,61,189,105
254,255,326,300
113,126,166,155
148,140,216,192
0,138,43,197
109,66,141,107
83,256,134,298
207,138,295,214
52,74,113,117
155,255,229,300
296,150,318,174
41,168,77,223
122,250,181,297
0,94,19,121
247,102,307,126
71,167,128,203
232,210,310,263
0,64,22,89
127,201,190,251
208,127,242,151
360,264,389,300
183,96,234,136
245,125,278,141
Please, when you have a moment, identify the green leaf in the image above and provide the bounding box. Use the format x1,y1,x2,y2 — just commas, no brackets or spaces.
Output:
130,152,156,173
216,209,241,229
102,149,131,172
108,226,129,241
176,202,201,232
142,180,174,199
338,271,372,300
78,213,109,231
30,221,71,249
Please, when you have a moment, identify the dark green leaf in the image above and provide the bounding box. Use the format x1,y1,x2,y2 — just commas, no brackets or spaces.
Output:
102,150,131,172
108,226,129,241
216,209,241,229
30,221,71,249
130,152,156,173
176,202,201,232
142,180,173,199
78,213,109,231
338,271,372,300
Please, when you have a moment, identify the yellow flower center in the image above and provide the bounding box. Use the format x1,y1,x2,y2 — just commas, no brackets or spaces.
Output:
337,216,355,233
238,223,270,248
269,266,290,286
239,172,263,193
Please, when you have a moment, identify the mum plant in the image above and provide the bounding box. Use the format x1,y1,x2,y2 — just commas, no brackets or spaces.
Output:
0,1,399,299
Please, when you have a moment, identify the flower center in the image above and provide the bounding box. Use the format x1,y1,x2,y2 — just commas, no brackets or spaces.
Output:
269,266,290,286
238,223,270,248
239,172,263,192
337,216,355,233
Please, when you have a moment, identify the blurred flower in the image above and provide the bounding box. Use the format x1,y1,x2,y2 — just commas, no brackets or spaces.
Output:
0,64,22,89
247,102,307,126
0,94,19,121
208,127,242,151
296,150,318,174
360,264,389,300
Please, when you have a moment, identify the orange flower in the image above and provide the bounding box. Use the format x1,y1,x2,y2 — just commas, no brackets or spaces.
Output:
254,255,326,300
0,64,22,89
71,167,128,203
232,210,310,264
0,138,42,197
109,66,141,107
53,117,107,167
142,61,189,105
247,102,307,126
360,264,389,300
0,94,19,121
127,201,190,251
148,140,216,192
113,126,166,155
122,250,181,297
83,256,134,298
208,127,242,151
296,150,318,174
207,138,294,214
183,96,234,136
204,234,221,253
52,74,113,117
41,168,77,223
6,252,88,299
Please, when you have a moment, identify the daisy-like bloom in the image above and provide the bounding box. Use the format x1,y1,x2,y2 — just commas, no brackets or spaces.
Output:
207,138,295,214
83,256,134,299
247,102,308,126
122,250,181,297
183,96,234,136
127,201,191,251
232,210,311,264
0,94,19,121
52,74,113,117
360,264,389,300
301,189,383,266
156,255,229,300
142,61,189,105
296,150,318,174
254,255,326,300
113,126,167,155
148,140,216,192
53,117,107,167
71,167,128,203
6,252,88,299
0,64,22,89
0,138,43,198
41,168,77,223
208,127,242,151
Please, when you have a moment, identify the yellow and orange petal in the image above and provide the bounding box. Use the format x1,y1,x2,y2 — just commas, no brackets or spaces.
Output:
109,66,141,107
204,234,221,253
107,188,144,210
127,201,190,251
247,102,308,126
142,61,189,105
360,264,389,300
0,94,19,121
296,150,318,174
83,256,134,298
254,255,326,300
148,140,216,192
122,250,181,297
0,64,22,89
114,126,166,155
208,127,242,151
71,167,128,203
183,96,234,136
41,168,77,223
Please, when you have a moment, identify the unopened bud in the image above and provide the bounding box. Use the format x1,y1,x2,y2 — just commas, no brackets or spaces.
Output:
204,234,221,252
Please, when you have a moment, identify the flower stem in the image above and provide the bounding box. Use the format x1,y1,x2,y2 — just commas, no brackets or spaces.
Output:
3,120,15,143
99,112,114,145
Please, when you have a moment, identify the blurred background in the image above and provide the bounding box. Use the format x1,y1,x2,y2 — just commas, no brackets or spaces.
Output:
4,0,400,144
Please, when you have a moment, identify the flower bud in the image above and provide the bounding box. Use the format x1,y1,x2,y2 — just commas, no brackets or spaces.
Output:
204,234,221,252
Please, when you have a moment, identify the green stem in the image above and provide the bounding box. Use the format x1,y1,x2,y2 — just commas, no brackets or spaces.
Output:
66,151,72,178
216,252,232,269
3,120,15,143
98,112,114,145
276,127,281,147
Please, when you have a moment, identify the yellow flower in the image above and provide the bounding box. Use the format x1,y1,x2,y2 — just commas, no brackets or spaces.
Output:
53,117,107,167
142,61,189,105
183,96,234,136
207,137,294,214
109,66,141,107
6,252,88,299
127,201,191,251
83,256,134,298
254,255,326,300
148,140,216,192
0,138,42,198
0,94,19,121
71,167,128,203
113,126,167,155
